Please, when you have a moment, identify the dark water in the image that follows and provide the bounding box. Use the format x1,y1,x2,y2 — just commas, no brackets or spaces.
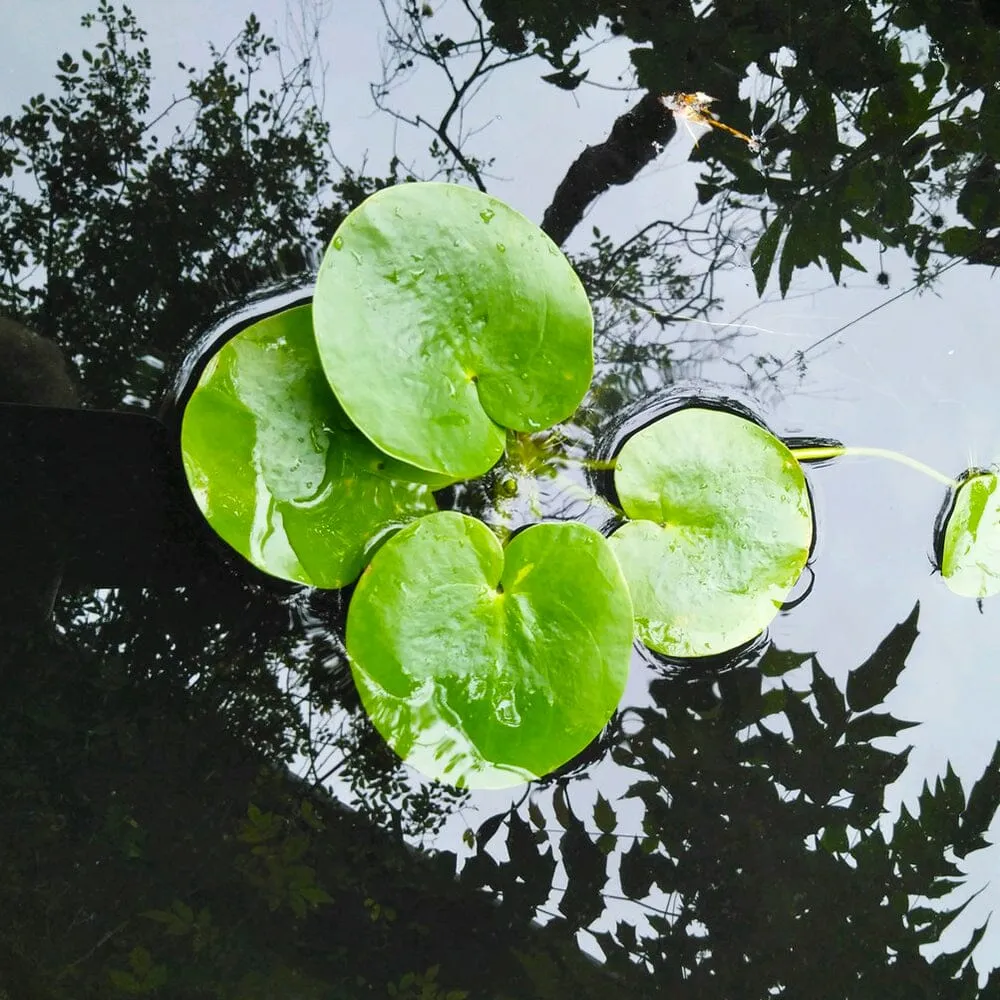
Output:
2,1,1000,996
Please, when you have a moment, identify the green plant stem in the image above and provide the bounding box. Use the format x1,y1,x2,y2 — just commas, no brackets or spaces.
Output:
555,475,624,517
561,455,618,472
790,445,959,489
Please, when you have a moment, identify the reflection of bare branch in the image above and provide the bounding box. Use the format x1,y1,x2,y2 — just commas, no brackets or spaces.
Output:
542,93,677,246
373,0,535,188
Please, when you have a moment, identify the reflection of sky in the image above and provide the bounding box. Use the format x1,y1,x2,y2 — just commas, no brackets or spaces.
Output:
5,0,1000,976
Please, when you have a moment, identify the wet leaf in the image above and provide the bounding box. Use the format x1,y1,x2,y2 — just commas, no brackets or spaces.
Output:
941,472,1000,598
609,407,813,658
346,512,633,788
180,304,444,588
313,182,594,479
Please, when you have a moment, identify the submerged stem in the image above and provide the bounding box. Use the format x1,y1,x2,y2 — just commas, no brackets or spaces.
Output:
562,455,618,472
790,445,959,489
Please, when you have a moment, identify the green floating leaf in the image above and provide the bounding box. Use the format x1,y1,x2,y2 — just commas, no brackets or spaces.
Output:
609,407,814,658
941,471,1000,598
346,512,633,789
313,182,594,479
181,303,448,588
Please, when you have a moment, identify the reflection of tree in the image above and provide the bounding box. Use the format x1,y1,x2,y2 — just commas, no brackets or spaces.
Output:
0,4,380,410
369,0,1000,406
369,0,752,410
2,1,1000,995
2,581,638,997
462,607,1000,996
473,0,1000,285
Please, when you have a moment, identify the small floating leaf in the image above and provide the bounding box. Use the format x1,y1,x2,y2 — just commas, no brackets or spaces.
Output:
313,182,594,479
345,511,633,789
941,471,1000,598
180,304,447,588
609,407,813,658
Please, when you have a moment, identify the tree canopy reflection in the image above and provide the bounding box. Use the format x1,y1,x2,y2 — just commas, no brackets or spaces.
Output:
1,1,999,995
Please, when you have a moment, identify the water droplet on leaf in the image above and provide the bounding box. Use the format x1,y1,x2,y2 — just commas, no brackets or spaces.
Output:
495,693,521,727
308,426,326,452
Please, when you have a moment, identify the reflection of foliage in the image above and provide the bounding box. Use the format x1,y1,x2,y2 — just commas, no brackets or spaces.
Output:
329,709,469,843
571,220,732,419
371,0,536,190
0,611,561,998
476,0,1000,288
0,2,385,409
463,606,1000,994
235,801,334,917
3,0,1000,995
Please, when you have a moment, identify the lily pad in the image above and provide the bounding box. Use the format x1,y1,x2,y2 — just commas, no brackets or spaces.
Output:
608,407,813,658
312,182,594,480
941,471,1000,598
345,511,633,789
180,303,450,588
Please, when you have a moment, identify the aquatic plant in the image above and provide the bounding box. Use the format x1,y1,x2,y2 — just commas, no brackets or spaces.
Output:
180,181,993,787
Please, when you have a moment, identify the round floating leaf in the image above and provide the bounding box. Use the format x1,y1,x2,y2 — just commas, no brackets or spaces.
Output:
346,511,633,789
941,471,1000,598
181,303,449,588
608,407,813,658
313,182,594,479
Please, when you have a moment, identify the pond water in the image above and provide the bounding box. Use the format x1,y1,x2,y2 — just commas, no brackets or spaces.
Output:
2,1,1000,996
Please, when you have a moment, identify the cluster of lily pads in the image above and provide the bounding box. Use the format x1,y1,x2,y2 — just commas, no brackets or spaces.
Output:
180,182,999,790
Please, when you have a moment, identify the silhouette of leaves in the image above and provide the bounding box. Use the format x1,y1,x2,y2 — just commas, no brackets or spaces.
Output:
846,603,920,712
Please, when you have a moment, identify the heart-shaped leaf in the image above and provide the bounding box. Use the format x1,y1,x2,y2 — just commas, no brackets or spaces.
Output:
346,511,633,789
941,471,1000,598
608,406,813,658
312,182,594,479
181,303,448,588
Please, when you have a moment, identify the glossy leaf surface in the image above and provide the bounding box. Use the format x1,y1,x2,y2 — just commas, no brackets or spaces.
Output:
312,182,594,479
180,304,443,588
609,407,813,658
346,512,633,788
941,471,1000,598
